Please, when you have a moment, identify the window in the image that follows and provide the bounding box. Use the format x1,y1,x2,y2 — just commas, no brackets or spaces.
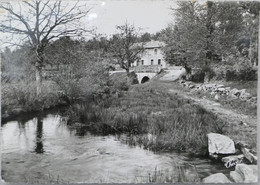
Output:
154,49,158,55
141,60,144,65
137,60,140,66
151,59,154,65
158,59,161,65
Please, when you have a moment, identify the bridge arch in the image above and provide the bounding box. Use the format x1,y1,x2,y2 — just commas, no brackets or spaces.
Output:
141,76,150,83
136,73,157,84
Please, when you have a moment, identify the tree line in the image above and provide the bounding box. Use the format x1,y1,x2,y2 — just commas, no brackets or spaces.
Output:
1,1,259,87
161,1,259,81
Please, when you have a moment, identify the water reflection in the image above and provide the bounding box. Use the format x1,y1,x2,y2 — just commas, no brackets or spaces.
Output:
34,116,44,154
1,113,230,183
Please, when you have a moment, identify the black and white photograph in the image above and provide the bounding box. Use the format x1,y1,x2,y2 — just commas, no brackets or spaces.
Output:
0,0,258,183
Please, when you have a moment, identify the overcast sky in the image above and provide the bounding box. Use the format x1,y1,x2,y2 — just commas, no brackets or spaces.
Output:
86,0,176,37
0,0,176,49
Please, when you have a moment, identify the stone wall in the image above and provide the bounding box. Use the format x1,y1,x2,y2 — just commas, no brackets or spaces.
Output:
179,81,257,106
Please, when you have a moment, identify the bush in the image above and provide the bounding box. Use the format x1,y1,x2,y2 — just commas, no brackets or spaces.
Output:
189,70,205,83
109,72,138,92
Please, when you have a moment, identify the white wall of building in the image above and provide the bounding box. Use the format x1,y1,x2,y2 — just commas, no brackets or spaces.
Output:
132,46,166,68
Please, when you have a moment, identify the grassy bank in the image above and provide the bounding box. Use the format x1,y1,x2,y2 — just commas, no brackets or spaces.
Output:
1,81,63,120
66,81,226,155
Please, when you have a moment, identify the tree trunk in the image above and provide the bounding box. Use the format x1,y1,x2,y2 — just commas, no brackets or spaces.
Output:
248,36,254,66
35,66,42,95
35,45,44,95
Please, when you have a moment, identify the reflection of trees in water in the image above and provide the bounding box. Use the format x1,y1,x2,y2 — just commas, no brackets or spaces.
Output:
17,120,26,135
35,116,44,154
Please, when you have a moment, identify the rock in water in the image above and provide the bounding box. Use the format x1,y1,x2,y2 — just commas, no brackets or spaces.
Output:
230,164,257,183
202,173,231,183
207,133,235,154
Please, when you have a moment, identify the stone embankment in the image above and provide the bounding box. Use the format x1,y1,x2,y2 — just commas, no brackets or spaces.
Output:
202,133,258,183
179,81,257,106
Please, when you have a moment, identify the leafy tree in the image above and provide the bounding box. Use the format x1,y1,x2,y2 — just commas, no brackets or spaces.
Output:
43,36,110,101
0,0,92,94
110,23,144,73
238,1,260,65
163,0,245,81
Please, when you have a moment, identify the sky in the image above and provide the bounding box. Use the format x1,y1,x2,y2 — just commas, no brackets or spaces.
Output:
0,0,176,49
84,0,176,37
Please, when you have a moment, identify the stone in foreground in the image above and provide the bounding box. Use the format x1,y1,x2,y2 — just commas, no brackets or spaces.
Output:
207,133,235,154
202,173,231,183
241,147,257,164
230,164,258,183
221,154,244,168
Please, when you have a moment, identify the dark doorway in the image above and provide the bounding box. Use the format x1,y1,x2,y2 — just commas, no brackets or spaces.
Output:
141,76,150,83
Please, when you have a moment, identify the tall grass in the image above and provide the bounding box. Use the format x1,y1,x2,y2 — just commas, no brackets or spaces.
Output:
66,82,226,155
1,81,61,115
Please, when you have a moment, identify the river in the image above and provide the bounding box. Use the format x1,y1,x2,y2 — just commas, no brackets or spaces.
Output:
1,111,230,183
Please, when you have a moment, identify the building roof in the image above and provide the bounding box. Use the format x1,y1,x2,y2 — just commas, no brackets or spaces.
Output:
143,40,165,48
132,40,165,49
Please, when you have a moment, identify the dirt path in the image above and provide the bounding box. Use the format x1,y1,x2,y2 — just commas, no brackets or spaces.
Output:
154,74,257,151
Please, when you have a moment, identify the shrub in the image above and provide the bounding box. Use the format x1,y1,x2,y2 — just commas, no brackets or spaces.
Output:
189,69,205,83
109,72,138,93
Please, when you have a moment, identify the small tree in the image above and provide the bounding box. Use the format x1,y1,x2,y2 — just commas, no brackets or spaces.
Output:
0,0,92,94
110,23,144,73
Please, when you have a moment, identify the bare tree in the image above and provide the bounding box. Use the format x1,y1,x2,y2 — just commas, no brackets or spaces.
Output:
0,0,92,94
110,23,144,73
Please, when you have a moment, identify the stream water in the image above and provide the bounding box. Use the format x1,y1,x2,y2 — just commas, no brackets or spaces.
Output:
1,111,230,183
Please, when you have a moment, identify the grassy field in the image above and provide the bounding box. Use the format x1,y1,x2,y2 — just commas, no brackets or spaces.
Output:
66,80,226,156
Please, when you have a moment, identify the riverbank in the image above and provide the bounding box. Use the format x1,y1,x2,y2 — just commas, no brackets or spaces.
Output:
164,80,257,153
1,81,65,122
66,80,226,156
66,73,257,156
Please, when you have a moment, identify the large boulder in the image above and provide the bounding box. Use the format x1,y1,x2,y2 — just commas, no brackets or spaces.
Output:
202,173,231,183
207,133,235,154
230,164,257,183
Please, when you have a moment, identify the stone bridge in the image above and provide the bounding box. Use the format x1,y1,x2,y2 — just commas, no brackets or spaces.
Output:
109,65,161,84
136,72,157,84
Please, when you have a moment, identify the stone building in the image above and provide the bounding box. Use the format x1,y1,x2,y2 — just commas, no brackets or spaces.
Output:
132,40,166,69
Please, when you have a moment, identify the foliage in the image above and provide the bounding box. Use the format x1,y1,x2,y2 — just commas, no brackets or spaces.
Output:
161,1,258,80
212,57,257,81
109,23,144,73
0,0,92,92
108,72,138,93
